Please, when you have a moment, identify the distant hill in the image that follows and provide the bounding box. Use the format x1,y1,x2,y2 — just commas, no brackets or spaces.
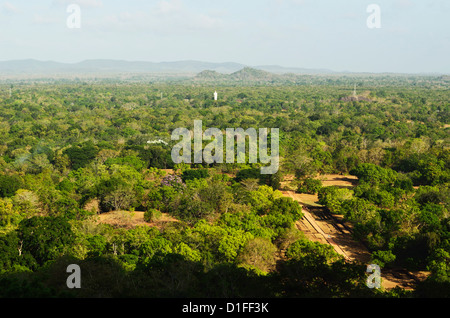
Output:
195,70,225,80
194,67,307,85
229,67,279,81
196,67,279,80
1,59,441,85
0,59,244,75
254,65,335,75
0,59,334,77
0,59,70,74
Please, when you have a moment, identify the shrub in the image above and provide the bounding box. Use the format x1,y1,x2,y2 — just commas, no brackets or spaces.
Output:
297,178,322,195
181,169,210,182
235,168,261,182
371,250,396,268
144,208,162,223
318,186,353,214
0,175,23,198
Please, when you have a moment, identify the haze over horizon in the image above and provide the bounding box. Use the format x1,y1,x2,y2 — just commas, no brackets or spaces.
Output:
0,0,449,74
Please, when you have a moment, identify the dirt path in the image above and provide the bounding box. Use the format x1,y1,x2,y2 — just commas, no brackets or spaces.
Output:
282,190,372,264
281,174,428,290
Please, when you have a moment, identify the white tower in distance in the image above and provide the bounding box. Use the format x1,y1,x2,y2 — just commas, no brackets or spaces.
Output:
214,91,218,101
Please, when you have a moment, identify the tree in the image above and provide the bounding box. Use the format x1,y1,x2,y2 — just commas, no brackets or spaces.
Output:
103,185,136,211
261,170,284,190
86,235,108,257
198,180,233,215
64,142,99,170
297,178,322,195
184,221,253,264
350,163,397,186
0,175,23,198
235,168,261,182
243,185,280,214
371,249,396,268
318,186,354,214
17,216,76,266
104,155,146,172
171,192,215,224
275,239,375,298
144,208,162,223
286,151,319,179
219,210,277,242
0,198,18,227
237,237,277,273
181,169,210,182
239,178,260,192
285,239,342,265
418,203,445,233
340,198,379,226
97,164,145,212
270,197,303,221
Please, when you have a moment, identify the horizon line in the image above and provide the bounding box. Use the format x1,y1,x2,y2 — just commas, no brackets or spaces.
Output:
0,58,447,76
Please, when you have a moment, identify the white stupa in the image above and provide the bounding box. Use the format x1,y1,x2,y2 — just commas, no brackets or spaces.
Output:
214,91,218,101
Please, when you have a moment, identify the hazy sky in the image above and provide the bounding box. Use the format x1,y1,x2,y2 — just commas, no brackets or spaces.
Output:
0,0,449,73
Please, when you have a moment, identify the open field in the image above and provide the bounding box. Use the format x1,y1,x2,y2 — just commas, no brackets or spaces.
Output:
97,211,179,229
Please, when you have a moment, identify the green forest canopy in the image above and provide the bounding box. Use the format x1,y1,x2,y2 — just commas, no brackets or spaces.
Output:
0,75,448,298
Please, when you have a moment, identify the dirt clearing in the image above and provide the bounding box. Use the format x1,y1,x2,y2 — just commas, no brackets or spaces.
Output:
97,211,179,229
280,174,428,290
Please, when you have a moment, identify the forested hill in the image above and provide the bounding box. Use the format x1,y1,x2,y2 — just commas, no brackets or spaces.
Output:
1,60,449,89
192,68,450,87
194,67,287,85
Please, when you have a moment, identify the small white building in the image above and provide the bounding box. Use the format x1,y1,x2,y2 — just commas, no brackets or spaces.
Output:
214,91,218,101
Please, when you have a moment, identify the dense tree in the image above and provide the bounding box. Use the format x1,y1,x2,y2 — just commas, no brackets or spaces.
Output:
17,216,76,266
0,78,448,298
318,186,354,214
0,175,24,198
237,237,277,273
297,177,323,194
64,142,99,171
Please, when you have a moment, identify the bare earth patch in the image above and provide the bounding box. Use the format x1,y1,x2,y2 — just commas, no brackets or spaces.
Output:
282,189,372,264
319,174,358,188
280,174,428,290
97,211,179,229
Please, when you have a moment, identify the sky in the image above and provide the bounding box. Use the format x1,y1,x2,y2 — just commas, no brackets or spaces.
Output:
0,0,449,73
